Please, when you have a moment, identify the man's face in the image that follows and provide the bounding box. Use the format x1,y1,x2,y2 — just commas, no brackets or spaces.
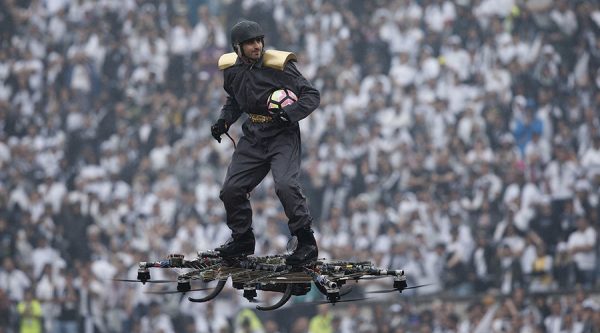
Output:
240,37,263,60
576,217,588,230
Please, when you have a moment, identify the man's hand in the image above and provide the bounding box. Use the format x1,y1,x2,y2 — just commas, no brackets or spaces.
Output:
211,119,228,142
268,107,290,124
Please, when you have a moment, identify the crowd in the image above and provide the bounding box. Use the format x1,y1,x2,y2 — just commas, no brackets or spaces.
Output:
0,0,599,332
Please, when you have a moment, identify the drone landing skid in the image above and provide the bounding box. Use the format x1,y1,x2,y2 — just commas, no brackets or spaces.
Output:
188,279,226,303
255,284,293,311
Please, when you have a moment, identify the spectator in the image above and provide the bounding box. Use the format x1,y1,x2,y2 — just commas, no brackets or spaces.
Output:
431,151,457,201
289,316,309,333
471,232,499,292
16,289,43,333
581,134,600,179
309,304,333,333
566,216,597,288
263,319,281,333
543,299,563,333
0,258,31,303
34,264,57,333
529,242,555,292
444,226,470,294
235,308,264,333
140,301,175,333
514,106,543,155
497,242,524,295
530,200,561,252
54,271,80,333
0,288,14,333
0,217,15,265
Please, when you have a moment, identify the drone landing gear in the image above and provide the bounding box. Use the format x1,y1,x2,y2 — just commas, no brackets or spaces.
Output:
188,279,227,303
256,284,293,311
240,283,310,311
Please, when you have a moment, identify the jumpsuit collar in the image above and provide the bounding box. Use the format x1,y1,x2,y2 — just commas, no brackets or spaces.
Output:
237,53,265,69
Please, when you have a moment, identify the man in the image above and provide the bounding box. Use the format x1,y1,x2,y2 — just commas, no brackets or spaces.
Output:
55,271,80,333
0,257,31,302
211,20,320,266
140,302,175,333
17,289,43,333
567,216,597,288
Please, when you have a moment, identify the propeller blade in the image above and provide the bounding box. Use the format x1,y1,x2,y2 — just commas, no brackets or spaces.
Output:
325,297,370,304
112,278,175,284
366,283,432,294
356,276,387,280
144,287,213,294
366,289,398,294
405,283,432,290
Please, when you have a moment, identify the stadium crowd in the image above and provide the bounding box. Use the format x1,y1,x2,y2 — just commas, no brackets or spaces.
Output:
0,0,599,332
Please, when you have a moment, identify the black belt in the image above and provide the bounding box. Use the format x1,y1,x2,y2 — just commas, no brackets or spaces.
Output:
248,113,274,123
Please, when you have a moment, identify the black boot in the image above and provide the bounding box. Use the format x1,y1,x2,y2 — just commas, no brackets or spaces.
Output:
215,229,255,258
286,227,318,266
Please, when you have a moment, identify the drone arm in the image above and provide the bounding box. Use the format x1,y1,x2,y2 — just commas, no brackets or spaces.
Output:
303,268,337,290
368,268,404,277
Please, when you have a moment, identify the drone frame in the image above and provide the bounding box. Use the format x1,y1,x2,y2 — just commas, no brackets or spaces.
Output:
125,251,409,311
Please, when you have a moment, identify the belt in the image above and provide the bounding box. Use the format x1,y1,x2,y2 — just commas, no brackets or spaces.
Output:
248,113,274,123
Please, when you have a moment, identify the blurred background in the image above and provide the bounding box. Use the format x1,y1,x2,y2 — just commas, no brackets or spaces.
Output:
0,0,599,332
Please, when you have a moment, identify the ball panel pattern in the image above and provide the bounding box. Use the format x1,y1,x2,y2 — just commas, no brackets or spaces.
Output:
268,89,297,109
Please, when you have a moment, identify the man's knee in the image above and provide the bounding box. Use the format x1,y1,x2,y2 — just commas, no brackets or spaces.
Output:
274,180,298,198
220,183,246,203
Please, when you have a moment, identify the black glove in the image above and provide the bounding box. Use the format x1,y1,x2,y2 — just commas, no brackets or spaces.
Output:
268,107,290,124
211,119,228,142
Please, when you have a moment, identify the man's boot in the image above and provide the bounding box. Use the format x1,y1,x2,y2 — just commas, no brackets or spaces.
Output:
215,229,255,258
286,227,318,266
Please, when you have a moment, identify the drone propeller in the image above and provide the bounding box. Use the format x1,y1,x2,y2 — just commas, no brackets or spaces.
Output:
366,283,432,294
144,287,213,295
356,276,387,280
299,297,371,306
112,278,175,284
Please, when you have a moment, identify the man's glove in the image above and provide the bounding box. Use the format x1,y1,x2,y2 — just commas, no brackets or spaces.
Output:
211,119,228,142
268,107,290,124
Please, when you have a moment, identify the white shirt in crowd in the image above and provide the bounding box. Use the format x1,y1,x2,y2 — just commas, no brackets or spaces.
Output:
0,267,31,301
567,226,597,271
544,159,579,200
581,145,600,178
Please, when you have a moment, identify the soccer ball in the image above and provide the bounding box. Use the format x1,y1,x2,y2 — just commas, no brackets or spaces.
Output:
268,88,297,110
